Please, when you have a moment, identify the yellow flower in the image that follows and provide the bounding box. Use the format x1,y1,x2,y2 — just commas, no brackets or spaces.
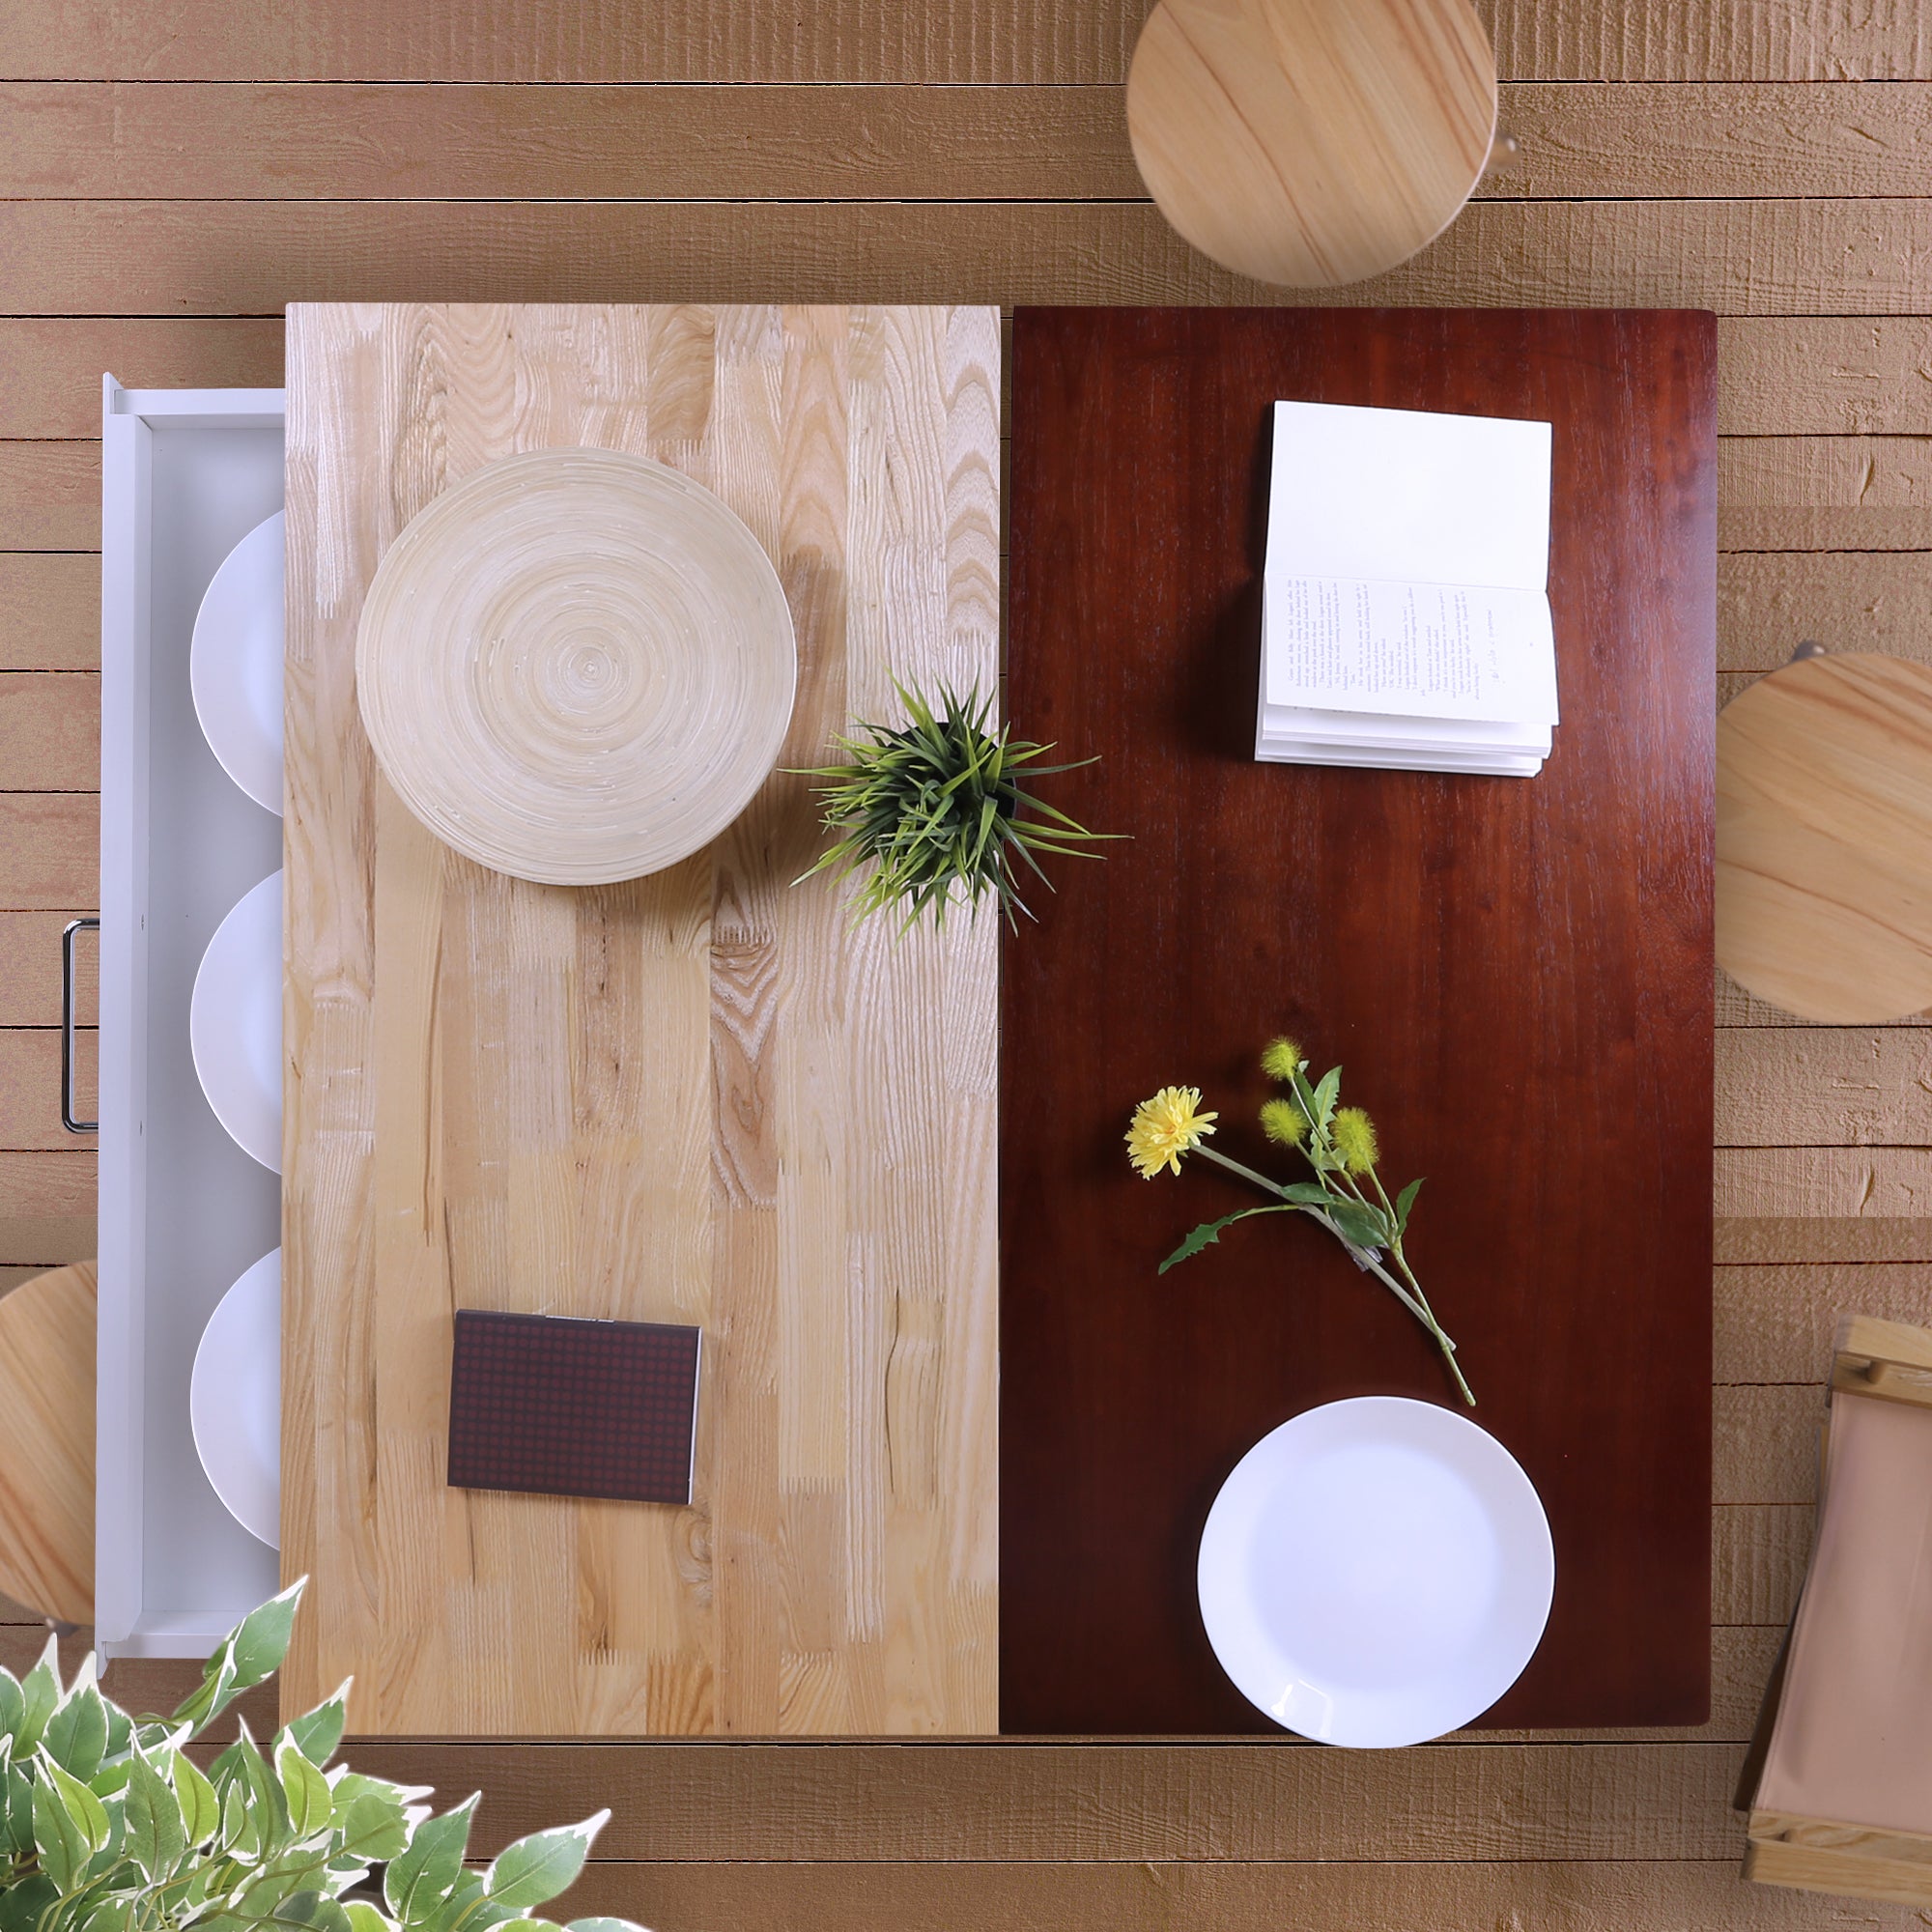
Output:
1126,1086,1218,1179
1260,1097,1309,1148
1261,1036,1305,1082
1331,1105,1378,1175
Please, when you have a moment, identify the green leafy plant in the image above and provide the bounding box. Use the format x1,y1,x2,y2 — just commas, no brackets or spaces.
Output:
794,681,1114,931
0,1581,647,1932
1124,1035,1473,1406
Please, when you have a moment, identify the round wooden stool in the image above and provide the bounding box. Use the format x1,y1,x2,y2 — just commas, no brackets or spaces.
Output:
0,1261,95,1623
1718,652,1932,1023
1124,0,1497,287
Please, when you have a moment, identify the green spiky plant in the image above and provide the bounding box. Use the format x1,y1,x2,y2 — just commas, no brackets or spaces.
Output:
794,682,1115,931
0,1581,649,1932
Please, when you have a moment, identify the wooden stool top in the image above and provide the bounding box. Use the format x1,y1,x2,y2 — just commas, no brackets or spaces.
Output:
1124,0,1497,287
1718,652,1932,1022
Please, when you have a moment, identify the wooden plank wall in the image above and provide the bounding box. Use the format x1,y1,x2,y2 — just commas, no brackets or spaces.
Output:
3,0,1932,1922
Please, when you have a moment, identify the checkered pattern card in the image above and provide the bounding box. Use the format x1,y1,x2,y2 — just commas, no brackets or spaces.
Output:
446,1309,701,1506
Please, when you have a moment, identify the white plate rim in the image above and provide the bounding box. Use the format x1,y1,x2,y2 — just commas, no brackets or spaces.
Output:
189,1246,281,1548
189,509,285,815
1197,1395,1554,1747
188,869,283,1173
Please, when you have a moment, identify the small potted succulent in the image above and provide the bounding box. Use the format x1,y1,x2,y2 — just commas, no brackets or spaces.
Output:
795,681,1114,930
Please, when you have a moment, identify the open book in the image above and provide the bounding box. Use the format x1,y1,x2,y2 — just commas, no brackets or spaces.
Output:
1257,400,1557,777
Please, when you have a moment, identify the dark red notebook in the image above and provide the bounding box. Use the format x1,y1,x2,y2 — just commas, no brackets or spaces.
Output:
446,1309,701,1506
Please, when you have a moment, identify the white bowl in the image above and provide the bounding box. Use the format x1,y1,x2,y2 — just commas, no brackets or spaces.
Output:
1197,1395,1554,1747
189,510,285,815
189,870,282,1173
190,1248,280,1548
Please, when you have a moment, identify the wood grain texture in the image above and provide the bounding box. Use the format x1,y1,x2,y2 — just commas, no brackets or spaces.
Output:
0,912,97,1027
0,793,97,907
3,0,1929,82
1719,1029,1932,1140
1721,436,1932,551
0,442,98,550
1718,655,1932,1021
1718,1150,1932,1216
1720,554,1932,670
0,673,97,788
8,82,1932,205
1123,0,1495,286
282,302,1001,1736
8,312,1932,440
1715,1217,1932,1263
0,1027,94,1148
1003,307,1715,1733
17,199,1932,317
0,1259,92,1620
0,554,99,668
558,1860,1930,1929
1718,1264,1932,1378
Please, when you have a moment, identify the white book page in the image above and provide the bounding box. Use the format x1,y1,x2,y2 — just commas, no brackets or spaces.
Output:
1266,400,1552,591
1263,576,1558,725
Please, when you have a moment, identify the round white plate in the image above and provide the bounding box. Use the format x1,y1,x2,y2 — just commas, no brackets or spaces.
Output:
1198,1396,1554,1747
189,870,282,1173
189,510,285,814
190,1248,280,1548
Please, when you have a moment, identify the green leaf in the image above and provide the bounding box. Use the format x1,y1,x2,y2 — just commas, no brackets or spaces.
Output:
0,1874,57,1932
344,1905,397,1932
0,1667,23,1749
384,1795,478,1923
484,1811,608,1913
275,1682,351,1772
330,1785,411,1866
1325,1199,1390,1250
79,1898,135,1932
1394,1177,1425,1236
122,1746,188,1881
35,1756,111,1889
17,1633,60,1754
1275,1179,1340,1208
44,1678,111,1780
1157,1206,1294,1275
2,1763,33,1860
172,1747,221,1847
276,1743,333,1841
565,1918,649,1932
228,1581,307,1692
219,1774,259,1861
1309,1066,1341,1134
232,1890,352,1932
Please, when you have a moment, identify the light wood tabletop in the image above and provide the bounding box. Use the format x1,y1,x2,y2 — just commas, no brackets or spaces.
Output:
280,303,1000,1736
1718,652,1932,1023
1124,0,1498,287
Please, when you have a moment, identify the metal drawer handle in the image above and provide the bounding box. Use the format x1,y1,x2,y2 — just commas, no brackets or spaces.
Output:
61,916,99,1135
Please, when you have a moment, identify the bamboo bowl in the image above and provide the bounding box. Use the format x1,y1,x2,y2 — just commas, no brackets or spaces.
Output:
355,447,797,886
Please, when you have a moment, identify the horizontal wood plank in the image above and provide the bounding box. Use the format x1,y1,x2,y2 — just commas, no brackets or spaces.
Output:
6,82,1932,203
1717,1149,1932,1216
0,552,98,665
2,0,1927,83
0,672,98,787
1716,1262,1932,1379
1714,1503,1810,1626
0,909,97,1025
0,318,283,437
0,442,97,550
1716,964,1932,1027
0,1026,93,1147
0,792,97,905
338,1740,1748,1861
10,199,1932,317
1718,1028,1932,1145
1714,1384,1819,1503
1716,1217,1932,1263
557,1860,1913,1929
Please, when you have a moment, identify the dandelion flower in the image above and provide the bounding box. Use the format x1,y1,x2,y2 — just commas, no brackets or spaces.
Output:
1261,1036,1305,1082
1126,1086,1218,1179
1260,1096,1309,1148
1331,1105,1378,1175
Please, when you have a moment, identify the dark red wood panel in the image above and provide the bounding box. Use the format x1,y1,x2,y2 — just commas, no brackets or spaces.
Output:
1000,307,1716,1734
